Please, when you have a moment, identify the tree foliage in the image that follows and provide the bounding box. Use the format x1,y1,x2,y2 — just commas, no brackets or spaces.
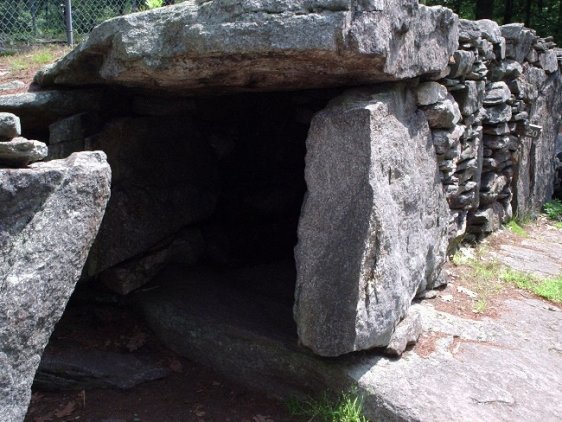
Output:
422,0,562,44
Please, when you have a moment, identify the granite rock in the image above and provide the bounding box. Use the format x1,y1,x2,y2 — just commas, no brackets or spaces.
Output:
0,152,111,421
294,85,449,356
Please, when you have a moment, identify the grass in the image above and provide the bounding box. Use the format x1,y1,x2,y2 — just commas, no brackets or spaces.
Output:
505,220,527,237
287,391,368,422
1,45,69,72
544,199,562,221
452,245,562,307
554,222,562,230
501,268,562,303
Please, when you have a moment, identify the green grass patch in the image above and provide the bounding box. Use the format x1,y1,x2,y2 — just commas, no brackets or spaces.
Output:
554,222,562,230
505,220,527,237
544,199,562,221
500,268,562,303
287,391,368,422
31,50,55,65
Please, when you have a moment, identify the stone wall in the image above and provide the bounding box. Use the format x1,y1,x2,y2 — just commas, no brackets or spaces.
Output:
417,19,562,245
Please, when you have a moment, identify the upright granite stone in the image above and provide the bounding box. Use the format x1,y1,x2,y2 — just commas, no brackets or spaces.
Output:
294,86,449,357
0,152,111,421
36,0,458,94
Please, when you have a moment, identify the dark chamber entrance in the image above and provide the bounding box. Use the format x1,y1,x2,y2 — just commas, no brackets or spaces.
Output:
29,89,340,418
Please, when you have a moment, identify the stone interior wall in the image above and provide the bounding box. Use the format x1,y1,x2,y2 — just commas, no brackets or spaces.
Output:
417,19,562,247
46,90,337,296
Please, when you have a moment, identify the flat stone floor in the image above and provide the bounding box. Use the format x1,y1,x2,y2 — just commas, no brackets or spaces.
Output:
135,221,562,421
353,220,562,421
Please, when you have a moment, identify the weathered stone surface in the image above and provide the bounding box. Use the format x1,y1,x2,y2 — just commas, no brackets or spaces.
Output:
84,117,218,276
294,86,449,356
0,137,47,167
0,152,111,421
514,71,562,215
0,80,25,91
35,348,169,391
0,91,106,139
489,59,523,81
383,308,422,356
416,81,448,106
458,19,481,43
354,298,562,421
502,23,536,63
483,103,512,125
449,50,476,78
539,50,559,74
451,80,484,116
483,82,511,106
432,125,464,155
423,95,462,129
36,1,458,94
477,19,502,44
0,112,21,140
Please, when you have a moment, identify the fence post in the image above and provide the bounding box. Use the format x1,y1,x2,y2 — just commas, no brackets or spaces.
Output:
64,0,74,45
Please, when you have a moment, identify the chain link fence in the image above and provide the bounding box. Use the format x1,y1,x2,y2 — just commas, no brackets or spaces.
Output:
0,0,183,48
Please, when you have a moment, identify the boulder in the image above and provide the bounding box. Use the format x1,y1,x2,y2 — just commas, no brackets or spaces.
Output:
416,82,448,106
0,137,48,167
83,116,218,276
294,85,449,357
539,50,559,74
0,112,21,140
501,23,536,63
483,82,511,106
477,19,502,44
0,90,107,139
422,95,462,129
483,103,512,125
0,152,111,421
35,1,458,94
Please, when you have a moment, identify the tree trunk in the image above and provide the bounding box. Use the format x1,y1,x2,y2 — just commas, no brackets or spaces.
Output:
525,0,532,27
476,0,494,20
504,0,513,24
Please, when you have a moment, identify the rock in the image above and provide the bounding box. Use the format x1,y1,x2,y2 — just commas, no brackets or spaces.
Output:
416,82,448,106
35,1,458,94
502,23,536,63
100,248,169,295
459,19,481,44
477,19,502,44
451,80,484,116
83,116,218,276
514,71,562,215
539,50,559,74
483,82,511,106
449,50,476,78
0,152,111,421
384,309,422,356
294,86,449,357
0,112,21,140
0,80,25,91
0,137,48,167
483,123,513,136
483,103,512,125
0,90,106,139
35,348,169,391
423,96,462,129
432,126,464,155
489,59,523,81
49,112,101,145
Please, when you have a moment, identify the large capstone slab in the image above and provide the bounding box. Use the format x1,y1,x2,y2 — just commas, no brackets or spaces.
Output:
0,152,111,421
36,0,458,94
294,86,449,357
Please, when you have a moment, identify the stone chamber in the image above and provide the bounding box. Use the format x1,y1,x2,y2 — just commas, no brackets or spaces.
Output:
1,1,562,420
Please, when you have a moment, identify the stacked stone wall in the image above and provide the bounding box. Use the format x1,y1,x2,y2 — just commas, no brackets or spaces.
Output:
417,19,562,246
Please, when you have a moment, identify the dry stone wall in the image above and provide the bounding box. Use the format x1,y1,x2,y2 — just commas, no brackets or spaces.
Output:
418,19,562,245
